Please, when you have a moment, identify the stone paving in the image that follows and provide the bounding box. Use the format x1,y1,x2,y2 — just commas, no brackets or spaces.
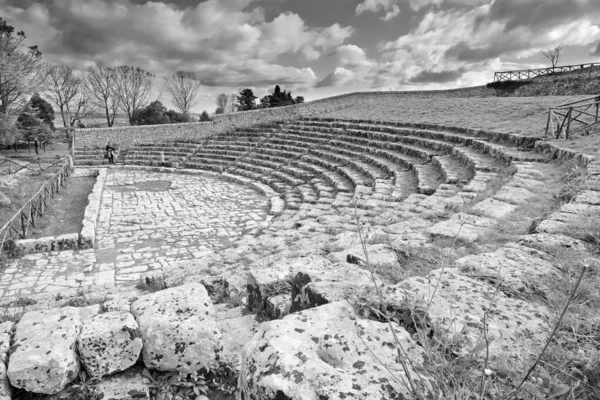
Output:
0,169,269,298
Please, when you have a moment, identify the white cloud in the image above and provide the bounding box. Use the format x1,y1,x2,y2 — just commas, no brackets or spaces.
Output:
381,5,401,20
0,0,352,89
356,0,396,15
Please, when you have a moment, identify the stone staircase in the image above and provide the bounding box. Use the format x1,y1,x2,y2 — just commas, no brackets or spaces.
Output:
4,117,599,399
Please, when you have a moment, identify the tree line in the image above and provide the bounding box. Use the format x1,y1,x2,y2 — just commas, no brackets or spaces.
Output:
208,86,304,118
0,18,203,145
0,18,306,146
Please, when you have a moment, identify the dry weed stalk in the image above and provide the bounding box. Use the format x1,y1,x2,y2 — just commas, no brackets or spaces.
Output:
352,196,591,399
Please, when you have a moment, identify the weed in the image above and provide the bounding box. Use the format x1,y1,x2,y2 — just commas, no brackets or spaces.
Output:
136,275,168,292
58,371,102,400
8,297,37,307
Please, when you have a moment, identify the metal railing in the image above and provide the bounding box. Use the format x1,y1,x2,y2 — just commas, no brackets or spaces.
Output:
545,95,600,139
494,62,600,82
0,159,71,257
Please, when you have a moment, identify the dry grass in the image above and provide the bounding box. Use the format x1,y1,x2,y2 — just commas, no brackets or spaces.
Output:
319,94,600,158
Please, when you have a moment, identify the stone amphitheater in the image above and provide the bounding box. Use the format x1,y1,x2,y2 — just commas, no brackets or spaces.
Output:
0,91,599,399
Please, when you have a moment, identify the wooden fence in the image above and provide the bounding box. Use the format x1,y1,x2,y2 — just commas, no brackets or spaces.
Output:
494,62,600,82
0,160,71,258
545,95,600,139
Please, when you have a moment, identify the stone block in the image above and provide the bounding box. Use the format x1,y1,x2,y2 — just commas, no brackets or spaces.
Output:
131,283,221,372
78,312,143,378
239,301,424,400
7,308,81,394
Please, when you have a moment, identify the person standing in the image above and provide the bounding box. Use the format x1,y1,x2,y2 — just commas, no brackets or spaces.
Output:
106,141,115,166
34,138,39,155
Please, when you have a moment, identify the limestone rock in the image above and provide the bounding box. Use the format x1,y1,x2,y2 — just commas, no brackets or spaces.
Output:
0,192,10,208
454,245,560,297
94,366,150,400
78,311,143,378
239,301,425,400
428,212,496,242
517,233,587,251
131,283,221,372
381,268,550,360
0,322,14,400
470,198,518,219
246,267,291,317
288,255,372,312
7,308,81,394
216,305,259,369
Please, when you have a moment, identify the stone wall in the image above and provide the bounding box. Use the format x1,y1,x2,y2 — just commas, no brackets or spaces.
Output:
74,86,493,150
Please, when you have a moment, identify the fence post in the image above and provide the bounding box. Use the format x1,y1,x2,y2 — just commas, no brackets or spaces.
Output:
545,107,552,137
565,107,573,140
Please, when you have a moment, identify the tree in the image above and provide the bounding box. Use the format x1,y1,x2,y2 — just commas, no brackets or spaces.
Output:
164,109,190,123
236,88,257,111
86,65,118,127
295,96,304,104
30,93,55,129
113,66,154,125
542,44,563,68
199,110,212,121
16,103,52,144
258,95,271,109
215,93,236,114
0,114,20,146
45,65,97,128
164,71,201,117
20,93,54,130
0,18,46,117
261,85,297,109
131,100,170,125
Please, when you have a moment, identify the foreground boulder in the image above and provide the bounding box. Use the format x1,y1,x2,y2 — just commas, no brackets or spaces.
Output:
78,311,143,377
380,267,550,361
0,322,13,400
131,283,222,372
239,301,425,400
7,308,81,394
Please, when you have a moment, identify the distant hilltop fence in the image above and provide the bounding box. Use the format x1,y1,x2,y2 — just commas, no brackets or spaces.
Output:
494,61,600,82
74,86,491,150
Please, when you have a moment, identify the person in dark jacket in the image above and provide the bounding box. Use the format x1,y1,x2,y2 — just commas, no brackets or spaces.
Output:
106,141,115,165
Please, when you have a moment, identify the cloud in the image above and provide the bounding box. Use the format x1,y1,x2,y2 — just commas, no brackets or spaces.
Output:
409,68,465,83
476,0,600,33
593,42,600,56
355,0,395,15
381,5,400,21
0,0,351,89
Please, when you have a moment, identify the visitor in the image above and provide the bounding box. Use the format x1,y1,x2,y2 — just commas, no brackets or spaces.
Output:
106,141,115,166
34,139,39,155
160,151,165,167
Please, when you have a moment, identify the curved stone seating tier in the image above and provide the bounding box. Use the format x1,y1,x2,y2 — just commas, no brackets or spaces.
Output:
163,117,539,219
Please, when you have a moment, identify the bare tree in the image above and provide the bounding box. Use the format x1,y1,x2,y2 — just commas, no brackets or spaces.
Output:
44,65,81,127
215,93,236,114
0,18,46,117
164,71,202,117
65,85,98,127
44,65,98,128
113,66,154,125
542,44,563,68
86,65,118,127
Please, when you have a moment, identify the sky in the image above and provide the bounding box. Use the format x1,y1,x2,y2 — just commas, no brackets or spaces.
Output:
2,0,600,114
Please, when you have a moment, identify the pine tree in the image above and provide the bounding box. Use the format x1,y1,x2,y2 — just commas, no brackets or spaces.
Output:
236,89,257,111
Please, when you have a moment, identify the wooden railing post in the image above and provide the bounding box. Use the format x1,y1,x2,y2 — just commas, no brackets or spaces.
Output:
565,107,573,139
545,107,552,137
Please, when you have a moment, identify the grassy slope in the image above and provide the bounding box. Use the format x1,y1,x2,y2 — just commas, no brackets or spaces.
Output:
320,95,600,158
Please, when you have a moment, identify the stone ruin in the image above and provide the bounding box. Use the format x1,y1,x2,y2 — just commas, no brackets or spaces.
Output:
0,114,599,399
